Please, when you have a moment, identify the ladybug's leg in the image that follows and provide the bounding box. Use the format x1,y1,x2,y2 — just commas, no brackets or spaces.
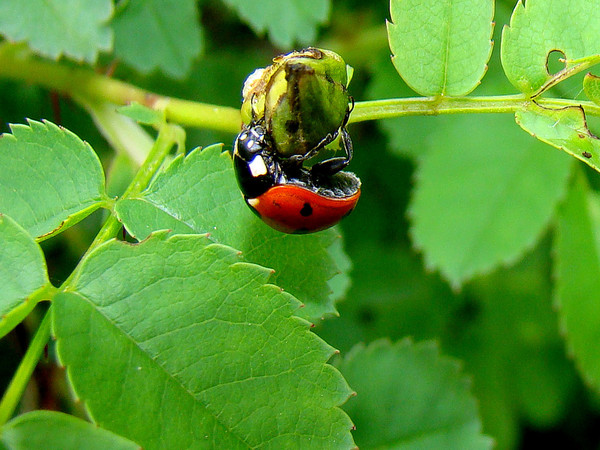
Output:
285,130,337,167
284,97,354,167
310,127,353,177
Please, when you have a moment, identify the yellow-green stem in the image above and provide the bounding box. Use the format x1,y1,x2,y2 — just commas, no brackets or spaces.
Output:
0,308,52,426
0,44,241,133
349,95,600,123
3,43,600,132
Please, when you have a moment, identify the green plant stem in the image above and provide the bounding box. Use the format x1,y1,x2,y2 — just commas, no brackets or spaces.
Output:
66,121,179,281
3,43,600,135
0,44,241,134
78,98,155,166
0,309,52,426
349,95,600,123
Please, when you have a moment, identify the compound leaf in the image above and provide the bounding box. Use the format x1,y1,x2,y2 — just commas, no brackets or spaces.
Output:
554,168,600,391
1,411,140,450
112,0,202,78
0,0,112,63
338,339,492,449
501,0,600,95
0,120,107,240
221,0,330,49
410,114,571,287
0,214,51,338
387,0,494,96
515,102,600,172
53,233,354,449
115,145,348,321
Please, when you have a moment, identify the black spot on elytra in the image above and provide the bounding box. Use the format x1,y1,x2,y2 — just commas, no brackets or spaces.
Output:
300,202,313,217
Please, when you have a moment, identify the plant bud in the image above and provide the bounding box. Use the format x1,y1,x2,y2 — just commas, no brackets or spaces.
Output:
241,48,352,158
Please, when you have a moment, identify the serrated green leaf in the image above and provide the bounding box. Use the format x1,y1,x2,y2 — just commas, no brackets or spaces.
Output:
0,411,140,450
410,114,571,287
115,144,347,321
117,102,164,126
53,233,355,449
0,120,107,240
112,0,202,78
584,73,600,105
338,339,492,449
386,0,494,96
515,102,600,172
0,214,50,338
0,0,112,63
501,0,600,95
554,168,600,391
222,0,330,49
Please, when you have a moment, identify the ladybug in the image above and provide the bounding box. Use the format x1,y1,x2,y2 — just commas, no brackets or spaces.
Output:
245,182,361,234
233,123,360,234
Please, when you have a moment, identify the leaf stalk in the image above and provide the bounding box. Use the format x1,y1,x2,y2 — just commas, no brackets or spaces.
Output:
0,308,52,426
4,43,600,135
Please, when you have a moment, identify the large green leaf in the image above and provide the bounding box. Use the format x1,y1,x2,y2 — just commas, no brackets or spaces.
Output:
338,339,492,449
221,0,330,49
0,120,107,240
112,0,203,78
409,114,571,287
387,0,494,96
516,102,600,172
53,233,354,449
115,144,348,321
1,411,140,450
0,0,112,63
554,168,600,391
501,0,600,95
0,214,50,338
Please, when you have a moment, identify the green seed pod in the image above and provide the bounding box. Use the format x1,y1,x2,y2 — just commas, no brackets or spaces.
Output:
241,48,352,158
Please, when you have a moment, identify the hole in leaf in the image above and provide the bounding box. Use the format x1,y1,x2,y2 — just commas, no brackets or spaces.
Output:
546,49,567,75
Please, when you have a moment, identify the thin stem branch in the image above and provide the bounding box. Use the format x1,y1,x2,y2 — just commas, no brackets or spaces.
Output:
0,44,241,133
63,121,178,287
349,95,600,123
0,308,52,426
3,43,600,133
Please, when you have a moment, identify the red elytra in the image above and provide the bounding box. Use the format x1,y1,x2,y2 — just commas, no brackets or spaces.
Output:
246,184,360,234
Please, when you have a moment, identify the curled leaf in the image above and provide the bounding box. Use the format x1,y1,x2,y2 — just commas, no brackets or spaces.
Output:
515,102,600,171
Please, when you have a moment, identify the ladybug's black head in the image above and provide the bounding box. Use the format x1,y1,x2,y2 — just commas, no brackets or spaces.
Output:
233,124,280,199
235,123,268,161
